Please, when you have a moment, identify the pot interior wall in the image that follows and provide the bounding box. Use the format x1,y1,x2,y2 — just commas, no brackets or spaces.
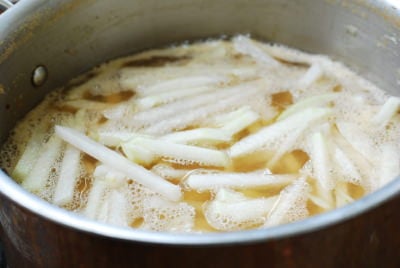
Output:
0,0,400,143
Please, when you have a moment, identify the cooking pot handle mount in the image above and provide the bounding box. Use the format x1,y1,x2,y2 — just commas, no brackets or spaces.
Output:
0,0,13,10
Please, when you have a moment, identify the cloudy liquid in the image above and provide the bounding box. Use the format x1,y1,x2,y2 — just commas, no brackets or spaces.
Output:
0,36,397,232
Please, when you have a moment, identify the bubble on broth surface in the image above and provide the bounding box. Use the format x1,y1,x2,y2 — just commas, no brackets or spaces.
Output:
1,36,399,233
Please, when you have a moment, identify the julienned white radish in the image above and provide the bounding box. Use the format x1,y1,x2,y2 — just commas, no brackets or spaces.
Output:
185,172,295,191
121,142,155,166
267,127,304,167
218,106,260,135
22,135,63,192
204,188,278,231
119,79,262,129
332,144,361,184
160,106,260,144
379,143,400,188
260,44,317,66
277,93,337,121
127,75,225,97
12,129,46,183
123,137,229,167
314,182,335,209
308,193,332,209
53,145,81,206
334,181,354,208
144,84,262,134
371,96,400,128
265,178,310,226
332,129,374,190
95,131,148,147
98,190,129,226
336,121,376,163
84,177,107,219
62,100,113,110
233,35,280,67
92,166,128,225
93,164,126,189
135,85,216,109
229,107,331,158
55,125,182,201
102,103,133,120
309,132,333,190
161,128,231,144
151,164,191,180
297,63,323,89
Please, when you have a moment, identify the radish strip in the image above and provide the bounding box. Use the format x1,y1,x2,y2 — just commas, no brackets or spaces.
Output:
151,164,191,180
93,164,126,188
84,178,107,219
136,86,216,109
308,193,332,210
336,121,376,162
277,93,337,121
123,137,229,167
204,188,278,231
22,135,63,192
229,108,331,157
379,143,400,188
265,178,310,226
53,145,81,206
161,128,230,144
55,126,182,201
335,182,354,208
95,131,143,147
102,103,134,120
233,35,280,67
314,182,334,209
332,144,361,184
260,44,317,66
91,166,127,222
127,75,225,96
309,132,333,190
121,142,155,166
99,190,128,226
267,127,304,167
62,100,112,110
185,172,295,191
95,131,152,147
297,64,323,89
12,129,46,182
158,107,260,144
126,80,263,127
144,86,261,134
333,129,373,190
371,96,400,128
218,106,260,135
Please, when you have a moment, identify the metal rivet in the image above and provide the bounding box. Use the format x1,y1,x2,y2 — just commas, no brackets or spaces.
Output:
32,65,48,87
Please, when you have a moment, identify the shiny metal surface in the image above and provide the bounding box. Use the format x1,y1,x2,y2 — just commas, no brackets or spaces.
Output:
0,0,399,248
0,0,13,10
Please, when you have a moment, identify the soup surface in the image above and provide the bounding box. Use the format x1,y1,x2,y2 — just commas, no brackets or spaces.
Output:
1,36,399,232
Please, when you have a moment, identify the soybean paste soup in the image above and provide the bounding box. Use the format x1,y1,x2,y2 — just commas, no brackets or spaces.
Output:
1,36,399,232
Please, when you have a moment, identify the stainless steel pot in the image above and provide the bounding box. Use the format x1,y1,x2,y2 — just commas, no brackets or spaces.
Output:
0,0,400,267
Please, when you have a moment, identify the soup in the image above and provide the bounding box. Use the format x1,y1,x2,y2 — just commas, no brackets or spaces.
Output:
1,36,399,232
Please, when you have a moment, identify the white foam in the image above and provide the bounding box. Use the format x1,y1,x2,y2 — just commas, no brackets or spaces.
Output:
142,196,195,232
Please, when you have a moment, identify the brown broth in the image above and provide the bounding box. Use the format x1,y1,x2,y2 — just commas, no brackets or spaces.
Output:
1,37,396,233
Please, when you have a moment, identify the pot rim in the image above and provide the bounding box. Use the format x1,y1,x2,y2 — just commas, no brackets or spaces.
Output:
1,0,400,246
1,169,399,245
